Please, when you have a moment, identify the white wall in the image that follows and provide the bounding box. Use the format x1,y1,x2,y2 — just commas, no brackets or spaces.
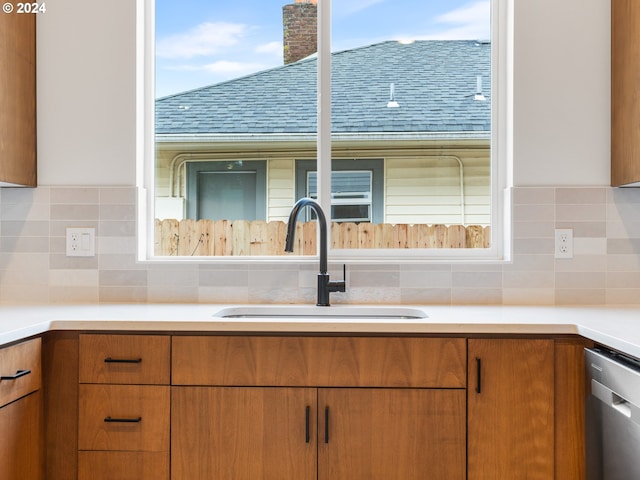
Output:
36,0,611,187
513,0,610,185
36,0,137,186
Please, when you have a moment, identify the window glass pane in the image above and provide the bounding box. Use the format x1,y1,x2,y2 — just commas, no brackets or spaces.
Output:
154,0,318,257
153,0,493,257
330,0,492,250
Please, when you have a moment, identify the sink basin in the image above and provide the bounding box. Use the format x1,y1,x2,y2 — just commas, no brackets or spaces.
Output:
214,306,428,320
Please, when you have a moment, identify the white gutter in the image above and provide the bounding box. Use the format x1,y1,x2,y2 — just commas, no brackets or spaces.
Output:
155,131,491,144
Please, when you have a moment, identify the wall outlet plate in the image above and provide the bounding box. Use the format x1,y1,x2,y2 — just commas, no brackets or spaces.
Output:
554,228,573,259
66,227,96,257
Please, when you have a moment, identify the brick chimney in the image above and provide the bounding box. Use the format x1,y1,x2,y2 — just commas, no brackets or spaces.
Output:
282,0,318,64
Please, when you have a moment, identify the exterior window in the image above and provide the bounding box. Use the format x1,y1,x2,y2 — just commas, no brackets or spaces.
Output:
307,171,373,223
150,0,506,259
296,159,384,224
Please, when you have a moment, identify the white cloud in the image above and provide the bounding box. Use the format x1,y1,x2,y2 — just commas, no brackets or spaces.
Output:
256,41,282,56
156,22,248,59
426,1,491,40
163,59,273,78
202,60,271,76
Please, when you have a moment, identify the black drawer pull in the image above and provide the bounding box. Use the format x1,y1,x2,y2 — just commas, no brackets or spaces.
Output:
305,406,310,443
104,357,142,364
475,357,482,394
104,416,142,423
1,369,31,380
324,406,329,444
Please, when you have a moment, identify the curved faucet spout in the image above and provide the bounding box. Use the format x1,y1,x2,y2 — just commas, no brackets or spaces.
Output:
284,197,345,306
284,198,328,273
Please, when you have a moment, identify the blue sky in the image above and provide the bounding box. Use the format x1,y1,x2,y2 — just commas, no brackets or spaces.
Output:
155,0,490,98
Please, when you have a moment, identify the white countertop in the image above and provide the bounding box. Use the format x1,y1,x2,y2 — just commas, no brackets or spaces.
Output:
1,303,639,358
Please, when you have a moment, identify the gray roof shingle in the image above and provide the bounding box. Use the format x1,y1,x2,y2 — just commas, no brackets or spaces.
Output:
155,40,491,135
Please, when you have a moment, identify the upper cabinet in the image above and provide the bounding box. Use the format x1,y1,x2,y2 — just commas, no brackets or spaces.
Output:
612,0,640,186
0,12,36,187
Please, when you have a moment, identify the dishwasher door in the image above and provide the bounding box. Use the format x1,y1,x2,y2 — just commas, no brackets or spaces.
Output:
585,348,640,480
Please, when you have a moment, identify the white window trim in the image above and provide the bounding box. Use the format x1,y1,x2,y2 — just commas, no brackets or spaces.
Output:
137,0,513,264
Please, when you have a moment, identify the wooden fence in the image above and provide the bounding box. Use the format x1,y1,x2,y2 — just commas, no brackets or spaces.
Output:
154,219,490,256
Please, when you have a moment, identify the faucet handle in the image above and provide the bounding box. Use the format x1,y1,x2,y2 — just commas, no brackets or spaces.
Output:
328,264,347,293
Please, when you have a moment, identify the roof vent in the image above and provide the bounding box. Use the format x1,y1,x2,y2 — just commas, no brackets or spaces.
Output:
387,83,399,108
474,75,486,101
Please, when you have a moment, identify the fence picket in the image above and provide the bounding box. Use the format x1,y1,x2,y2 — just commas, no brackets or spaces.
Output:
154,219,489,256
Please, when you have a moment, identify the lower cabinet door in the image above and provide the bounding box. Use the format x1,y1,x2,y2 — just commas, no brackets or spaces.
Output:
467,339,555,480
78,451,168,480
172,386,317,480
317,388,466,480
0,391,43,480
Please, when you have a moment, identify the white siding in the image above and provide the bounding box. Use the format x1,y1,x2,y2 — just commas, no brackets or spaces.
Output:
267,159,295,221
154,148,490,226
385,154,490,225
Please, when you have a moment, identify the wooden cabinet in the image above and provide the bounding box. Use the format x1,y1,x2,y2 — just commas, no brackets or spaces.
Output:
171,336,467,479
0,11,36,186
0,338,43,480
173,386,317,479
467,338,589,480
39,331,587,479
468,339,555,479
77,334,170,480
317,388,465,480
612,0,640,186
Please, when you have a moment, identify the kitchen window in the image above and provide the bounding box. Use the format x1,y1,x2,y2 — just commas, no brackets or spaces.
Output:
143,0,511,260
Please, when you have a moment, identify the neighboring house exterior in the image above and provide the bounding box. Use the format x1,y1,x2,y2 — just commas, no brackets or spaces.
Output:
155,39,491,227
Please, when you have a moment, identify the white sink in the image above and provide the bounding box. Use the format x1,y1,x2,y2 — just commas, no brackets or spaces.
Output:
214,305,428,320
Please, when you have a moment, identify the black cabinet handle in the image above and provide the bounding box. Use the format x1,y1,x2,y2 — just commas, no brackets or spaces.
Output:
305,406,310,443
104,416,142,423
475,357,482,394
1,369,31,380
324,406,329,444
104,357,142,364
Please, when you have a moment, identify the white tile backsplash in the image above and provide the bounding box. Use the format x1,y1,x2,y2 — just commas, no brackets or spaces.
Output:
2,185,640,305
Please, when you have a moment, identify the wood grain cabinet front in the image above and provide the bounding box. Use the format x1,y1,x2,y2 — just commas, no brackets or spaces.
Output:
79,334,170,385
172,335,467,387
78,335,170,480
0,338,43,480
468,339,555,480
0,11,36,186
467,338,589,480
612,0,640,186
78,384,169,452
171,336,467,480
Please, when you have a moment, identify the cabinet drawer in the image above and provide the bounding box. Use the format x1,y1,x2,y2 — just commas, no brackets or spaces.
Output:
0,337,41,407
78,451,168,480
78,384,169,452
79,334,170,385
172,336,466,388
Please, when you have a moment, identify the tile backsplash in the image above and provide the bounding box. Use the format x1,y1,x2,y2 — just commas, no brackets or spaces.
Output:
1,186,640,305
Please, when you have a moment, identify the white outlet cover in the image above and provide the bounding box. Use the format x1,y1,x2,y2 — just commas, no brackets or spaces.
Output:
66,227,96,257
554,228,573,259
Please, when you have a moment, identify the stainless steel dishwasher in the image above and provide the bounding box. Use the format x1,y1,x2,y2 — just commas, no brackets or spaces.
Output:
586,347,640,480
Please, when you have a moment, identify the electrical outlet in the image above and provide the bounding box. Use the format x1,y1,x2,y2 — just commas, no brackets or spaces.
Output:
66,227,95,257
554,228,573,259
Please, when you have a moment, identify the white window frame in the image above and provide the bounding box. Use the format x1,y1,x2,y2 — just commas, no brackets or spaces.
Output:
137,0,513,263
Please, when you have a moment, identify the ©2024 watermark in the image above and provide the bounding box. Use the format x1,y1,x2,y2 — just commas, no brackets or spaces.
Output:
2,2,46,14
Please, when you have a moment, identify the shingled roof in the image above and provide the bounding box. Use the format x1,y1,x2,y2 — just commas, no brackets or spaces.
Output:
155,40,491,136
